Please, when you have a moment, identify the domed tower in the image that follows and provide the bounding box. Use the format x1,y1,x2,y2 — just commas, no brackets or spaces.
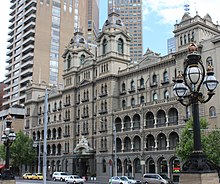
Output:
62,29,94,69
96,10,131,75
62,29,95,86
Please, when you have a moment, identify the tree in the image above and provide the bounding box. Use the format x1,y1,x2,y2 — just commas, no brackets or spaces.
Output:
0,131,36,173
176,118,220,167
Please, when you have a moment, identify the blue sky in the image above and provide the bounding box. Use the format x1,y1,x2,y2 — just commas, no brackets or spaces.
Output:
0,0,219,81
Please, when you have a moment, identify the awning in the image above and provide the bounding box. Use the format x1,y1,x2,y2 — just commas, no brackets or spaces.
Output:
0,164,5,169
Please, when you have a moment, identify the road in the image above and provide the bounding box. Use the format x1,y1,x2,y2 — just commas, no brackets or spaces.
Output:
15,179,103,184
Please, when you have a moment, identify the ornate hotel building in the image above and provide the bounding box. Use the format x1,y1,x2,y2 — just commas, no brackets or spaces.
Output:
24,12,220,183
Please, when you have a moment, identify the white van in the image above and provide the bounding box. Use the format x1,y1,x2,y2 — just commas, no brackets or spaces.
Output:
52,171,71,181
143,173,173,184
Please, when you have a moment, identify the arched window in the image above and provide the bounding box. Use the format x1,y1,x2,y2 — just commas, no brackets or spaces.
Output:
152,74,157,84
140,96,145,104
180,36,183,45
164,90,169,99
188,32,191,43
163,71,168,82
102,159,106,173
67,55,71,69
153,93,158,101
118,38,123,54
103,39,107,54
191,31,194,41
206,57,213,67
131,80,135,90
184,34,187,44
122,83,126,91
131,97,135,106
140,78,144,87
209,106,216,117
122,99,126,108
80,54,85,65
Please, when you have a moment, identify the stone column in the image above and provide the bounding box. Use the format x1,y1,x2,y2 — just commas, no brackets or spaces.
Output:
154,117,157,128
166,115,169,126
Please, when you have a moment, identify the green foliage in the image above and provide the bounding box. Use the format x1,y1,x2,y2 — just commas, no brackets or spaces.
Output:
204,130,220,166
176,118,220,166
0,131,36,167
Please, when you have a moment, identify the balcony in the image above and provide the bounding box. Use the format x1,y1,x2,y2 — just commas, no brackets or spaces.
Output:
99,92,108,98
100,148,108,152
150,82,158,88
63,117,70,122
99,129,107,133
81,114,89,119
137,85,145,91
120,90,126,95
128,88,135,93
63,133,70,138
161,79,169,85
81,98,89,102
63,102,70,107
99,109,108,115
81,131,89,135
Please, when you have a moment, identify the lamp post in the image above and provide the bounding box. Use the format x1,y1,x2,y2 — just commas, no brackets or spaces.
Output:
1,114,16,171
33,140,41,173
173,43,218,173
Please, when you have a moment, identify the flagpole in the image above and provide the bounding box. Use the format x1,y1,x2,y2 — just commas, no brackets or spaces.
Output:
43,88,48,184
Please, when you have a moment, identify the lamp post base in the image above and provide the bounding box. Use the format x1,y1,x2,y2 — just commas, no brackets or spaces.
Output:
182,151,216,173
179,172,219,184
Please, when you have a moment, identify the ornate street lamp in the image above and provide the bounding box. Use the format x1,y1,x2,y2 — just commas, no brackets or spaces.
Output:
1,114,16,172
173,43,218,172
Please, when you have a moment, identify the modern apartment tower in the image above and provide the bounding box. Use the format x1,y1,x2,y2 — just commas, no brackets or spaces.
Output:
1,0,99,118
108,0,143,62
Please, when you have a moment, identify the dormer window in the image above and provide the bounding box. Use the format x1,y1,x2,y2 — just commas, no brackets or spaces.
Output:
80,54,85,65
103,39,107,54
118,38,123,54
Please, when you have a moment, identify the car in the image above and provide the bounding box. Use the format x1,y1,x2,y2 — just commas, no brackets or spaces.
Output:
121,176,142,184
22,172,32,180
143,173,173,184
65,175,85,184
32,173,43,180
160,174,173,184
109,176,132,184
52,171,71,181
1,169,15,180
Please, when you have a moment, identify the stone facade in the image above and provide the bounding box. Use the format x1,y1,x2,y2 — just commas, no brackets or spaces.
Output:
24,12,220,183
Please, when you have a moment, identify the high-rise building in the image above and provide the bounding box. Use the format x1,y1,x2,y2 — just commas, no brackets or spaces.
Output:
108,0,143,62
1,0,99,118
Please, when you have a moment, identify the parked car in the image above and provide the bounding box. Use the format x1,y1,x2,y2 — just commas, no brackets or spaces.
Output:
109,176,132,184
52,171,71,181
1,169,15,180
121,176,141,183
32,173,43,180
143,173,173,184
65,175,85,184
22,172,32,180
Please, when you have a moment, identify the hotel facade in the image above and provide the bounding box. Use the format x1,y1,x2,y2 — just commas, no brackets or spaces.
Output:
24,12,220,183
